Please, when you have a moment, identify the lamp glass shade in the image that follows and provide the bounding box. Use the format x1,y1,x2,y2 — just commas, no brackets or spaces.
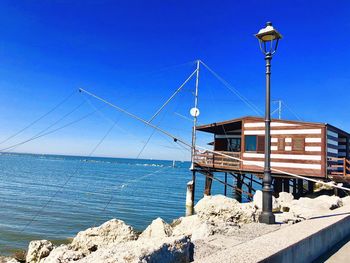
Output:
255,23,282,42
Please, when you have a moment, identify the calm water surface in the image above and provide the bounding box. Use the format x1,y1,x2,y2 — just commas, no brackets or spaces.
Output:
0,153,238,255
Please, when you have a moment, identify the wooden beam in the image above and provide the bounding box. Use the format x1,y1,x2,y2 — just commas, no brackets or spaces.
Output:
204,172,213,196
283,178,290,193
192,171,196,210
273,178,283,197
308,181,314,193
224,172,227,196
231,174,243,202
298,179,304,196
293,179,297,196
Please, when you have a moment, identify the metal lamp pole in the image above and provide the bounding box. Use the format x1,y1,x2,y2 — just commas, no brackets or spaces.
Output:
255,22,282,224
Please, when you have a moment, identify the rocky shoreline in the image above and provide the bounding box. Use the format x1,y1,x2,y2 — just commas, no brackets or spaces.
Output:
2,191,349,263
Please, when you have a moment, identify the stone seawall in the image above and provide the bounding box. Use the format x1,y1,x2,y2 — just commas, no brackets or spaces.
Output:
3,192,350,263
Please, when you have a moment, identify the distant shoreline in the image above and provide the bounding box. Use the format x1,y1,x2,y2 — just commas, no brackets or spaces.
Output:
0,151,189,163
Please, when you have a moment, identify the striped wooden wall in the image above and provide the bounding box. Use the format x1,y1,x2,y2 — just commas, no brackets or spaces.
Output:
241,118,326,177
327,129,339,158
326,126,350,175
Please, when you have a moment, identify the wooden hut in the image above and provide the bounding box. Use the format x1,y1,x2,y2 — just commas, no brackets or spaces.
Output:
193,116,350,199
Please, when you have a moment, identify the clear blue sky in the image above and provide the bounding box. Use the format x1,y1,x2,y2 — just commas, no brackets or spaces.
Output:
0,0,349,160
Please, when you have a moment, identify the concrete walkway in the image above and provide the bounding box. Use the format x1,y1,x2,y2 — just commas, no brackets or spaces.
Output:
326,240,350,262
199,205,350,263
315,234,350,262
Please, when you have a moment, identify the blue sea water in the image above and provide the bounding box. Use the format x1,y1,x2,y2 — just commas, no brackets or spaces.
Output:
0,153,247,255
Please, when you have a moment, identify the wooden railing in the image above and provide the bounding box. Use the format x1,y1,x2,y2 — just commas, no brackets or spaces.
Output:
194,150,241,170
328,157,350,177
346,159,350,176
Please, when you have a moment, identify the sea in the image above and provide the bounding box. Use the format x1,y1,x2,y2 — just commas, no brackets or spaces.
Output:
0,153,252,255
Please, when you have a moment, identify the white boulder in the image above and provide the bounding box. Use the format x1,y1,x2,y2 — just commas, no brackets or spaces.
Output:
195,195,257,225
26,240,54,263
76,236,192,263
275,212,302,224
289,195,343,219
139,217,172,239
70,219,137,252
315,195,343,210
277,192,294,212
40,245,84,263
172,215,213,240
0,257,20,263
253,190,280,212
342,196,350,206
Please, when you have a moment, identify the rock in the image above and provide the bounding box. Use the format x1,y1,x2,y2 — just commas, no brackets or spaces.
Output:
253,190,280,212
315,195,343,210
191,223,214,240
0,256,20,263
40,245,84,263
314,181,336,191
70,219,137,252
277,192,294,212
77,236,192,263
342,196,350,206
172,215,213,240
289,195,343,219
172,215,214,240
240,202,259,223
26,240,54,263
289,198,325,219
194,195,258,225
275,212,302,224
139,217,172,239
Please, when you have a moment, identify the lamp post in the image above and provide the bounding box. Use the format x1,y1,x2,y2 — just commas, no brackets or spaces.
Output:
255,22,282,224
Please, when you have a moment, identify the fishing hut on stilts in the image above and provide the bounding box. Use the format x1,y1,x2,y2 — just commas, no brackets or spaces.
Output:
189,116,350,209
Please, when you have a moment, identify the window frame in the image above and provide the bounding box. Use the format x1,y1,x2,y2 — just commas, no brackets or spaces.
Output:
292,137,305,152
244,135,265,153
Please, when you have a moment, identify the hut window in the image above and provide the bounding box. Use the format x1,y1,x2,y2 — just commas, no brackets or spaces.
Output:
245,135,257,151
228,138,241,152
292,138,305,151
245,135,265,153
278,138,284,151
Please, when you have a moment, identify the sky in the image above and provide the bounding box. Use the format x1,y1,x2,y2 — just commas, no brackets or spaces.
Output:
0,0,349,160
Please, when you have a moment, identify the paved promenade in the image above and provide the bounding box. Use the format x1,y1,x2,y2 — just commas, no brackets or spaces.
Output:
199,205,350,263
315,234,350,262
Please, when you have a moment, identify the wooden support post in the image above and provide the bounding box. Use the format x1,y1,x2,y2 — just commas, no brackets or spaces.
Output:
334,186,339,197
298,179,303,197
235,174,243,202
204,172,213,196
273,177,283,197
186,180,194,216
192,171,196,210
293,179,297,196
308,181,314,194
224,173,227,196
232,175,236,199
283,178,290,193
248,174,253,198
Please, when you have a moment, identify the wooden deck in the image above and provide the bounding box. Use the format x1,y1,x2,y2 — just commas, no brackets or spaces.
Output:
194,150,241,170
194,151,350,183
328,157,350,182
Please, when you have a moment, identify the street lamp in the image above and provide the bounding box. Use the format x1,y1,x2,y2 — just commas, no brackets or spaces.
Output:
255,22,282,224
